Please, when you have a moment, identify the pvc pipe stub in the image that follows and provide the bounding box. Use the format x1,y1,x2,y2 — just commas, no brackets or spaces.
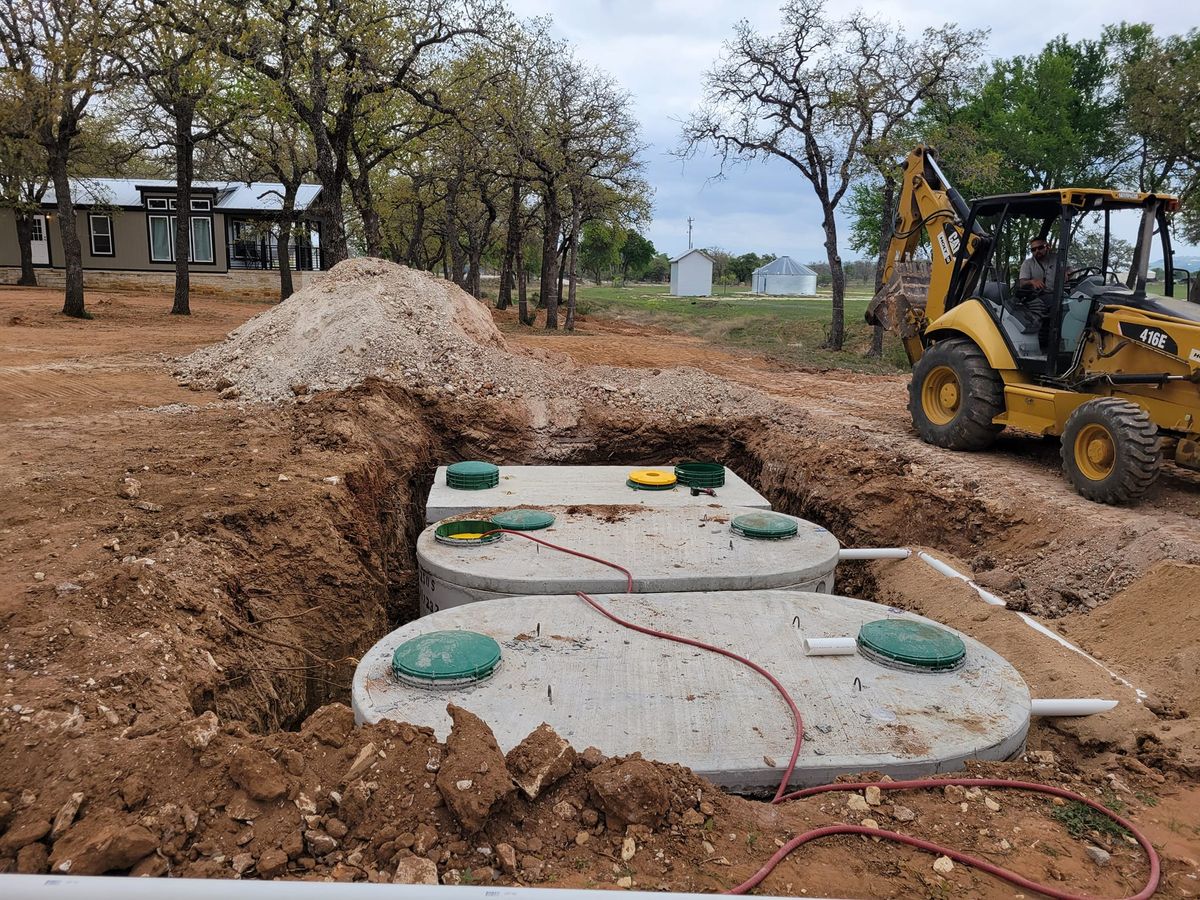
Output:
391,630,501,688
627,468,677,490
434,520,501,546
446,461,500,490
731,512,798,540
857,619,966,672
674,461,726,488
489,509,555,531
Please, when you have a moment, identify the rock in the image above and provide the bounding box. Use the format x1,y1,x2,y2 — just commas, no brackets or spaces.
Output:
0,811,51,855
182,806,199,834
133,501,163,513
1086,846,1111,867
574,831,590,846
281,830,304,860
344,742,378,783
1028,750,1056,766
621,836,636,861
943,785,966,802
933,855,954,875
281,749,305,776
303,830,338,857
51,793,85,840
520,855,544,877
413,823,439,855
48,820,157,874
681,808,705,826
580,747,607,769
118,477,141,500
225,792,264,822
984,796,1001,812
302,704,355,748
506,723,576,801
891,804,917,823
231,852,255,875
33,572,45,582
219,387,241,400
435,705,514,832
587,758,669,827
338,780,373,827
289,383,310,397
129,853,169,877
862,818,879,829
847,794,871,813
325,818,348,840
973,568,1021,591
121,775,149,810
865,786,882,806
393,855,439,885
616,875,633,888
257,847,289,878
183,711,220,751
227,746,288,802
963,787,982,801
495,842,517,874
553,800,576,821
16,843,48,874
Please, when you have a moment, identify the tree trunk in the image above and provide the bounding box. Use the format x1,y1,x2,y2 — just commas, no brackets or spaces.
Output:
821,205,845,350
556,238,567,308
311,130,349,266
517,241,533,326
565,200,581,331
48,149,85,318
406,199,426,268
867,174,895,358
277,183,299,301
540,190,561,329
443,172,466,287
14,213,37,286
172,102,196,315
497,178,521,310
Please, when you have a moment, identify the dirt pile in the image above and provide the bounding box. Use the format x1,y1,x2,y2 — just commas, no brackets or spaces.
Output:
177,259,787,424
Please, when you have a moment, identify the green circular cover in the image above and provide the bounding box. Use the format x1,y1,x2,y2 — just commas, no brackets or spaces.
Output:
675,461,726,487
857,619,966,670
392,630,501,683
490,509,555,530
447,461,499,477
434,520,502,544
626,479,676,491
731,512,799,539
446,461,500,490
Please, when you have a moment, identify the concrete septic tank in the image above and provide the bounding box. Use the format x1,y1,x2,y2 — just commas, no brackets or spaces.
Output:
424,464,771,524
352,590,1031,792
415,506,839,617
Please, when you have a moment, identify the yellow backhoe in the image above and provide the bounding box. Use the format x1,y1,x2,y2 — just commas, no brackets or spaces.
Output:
867,145,1200,503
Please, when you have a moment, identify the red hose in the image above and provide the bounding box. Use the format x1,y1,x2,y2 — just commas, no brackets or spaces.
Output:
481,527,1160,898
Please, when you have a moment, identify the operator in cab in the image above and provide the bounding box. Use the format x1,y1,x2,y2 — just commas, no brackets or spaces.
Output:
1018,237,1057,319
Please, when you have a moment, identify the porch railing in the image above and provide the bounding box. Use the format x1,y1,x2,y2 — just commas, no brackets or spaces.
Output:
227,240,323,272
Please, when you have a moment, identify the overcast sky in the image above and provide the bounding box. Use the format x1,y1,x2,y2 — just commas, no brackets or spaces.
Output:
507,0,1200,263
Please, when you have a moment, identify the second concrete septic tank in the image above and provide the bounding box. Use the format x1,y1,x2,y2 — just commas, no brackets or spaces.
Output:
352,590,1032,791
424,463,772,524
415,505,840,616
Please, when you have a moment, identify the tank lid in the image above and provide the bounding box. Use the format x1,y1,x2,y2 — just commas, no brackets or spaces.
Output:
446,461,500,490
434,519,502,546
490,509,556,531
675,461,726,488
392,630,502,686
731,512,799,540
627,468,677,491
857,619,966,671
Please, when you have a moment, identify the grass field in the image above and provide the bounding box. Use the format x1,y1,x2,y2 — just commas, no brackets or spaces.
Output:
574,282,912,373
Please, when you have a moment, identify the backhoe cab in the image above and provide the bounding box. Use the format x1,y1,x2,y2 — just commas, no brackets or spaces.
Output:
867,145,1200,504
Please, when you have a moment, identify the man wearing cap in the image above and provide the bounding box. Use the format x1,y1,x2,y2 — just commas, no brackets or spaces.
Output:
1018,237,1057,323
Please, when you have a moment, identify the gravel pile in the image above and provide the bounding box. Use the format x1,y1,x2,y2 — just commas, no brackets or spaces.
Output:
178,258,788,423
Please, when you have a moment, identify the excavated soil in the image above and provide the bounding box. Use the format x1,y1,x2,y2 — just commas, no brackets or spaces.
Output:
2,267,1200,896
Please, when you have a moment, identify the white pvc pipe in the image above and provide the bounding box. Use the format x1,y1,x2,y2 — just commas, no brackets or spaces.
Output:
803,636,858,655
838,547,912,560
916,551,1007,607
0,875,800,900
1030,698,1119,717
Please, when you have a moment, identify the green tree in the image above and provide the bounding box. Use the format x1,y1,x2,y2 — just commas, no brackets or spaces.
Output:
728,252,762,284
643,252,669,283
579,221,624,283
619,231,655,280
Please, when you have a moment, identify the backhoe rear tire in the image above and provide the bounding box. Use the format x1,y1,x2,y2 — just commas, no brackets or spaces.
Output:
1061,398,1161,504
908,338,1005,450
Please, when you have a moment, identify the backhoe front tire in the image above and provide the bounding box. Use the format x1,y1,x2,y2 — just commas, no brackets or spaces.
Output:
1061,398,1161,504
909,338,1005,450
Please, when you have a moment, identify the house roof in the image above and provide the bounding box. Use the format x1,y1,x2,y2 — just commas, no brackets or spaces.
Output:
670,248,714,264
753,256,816,276
44,178,323,213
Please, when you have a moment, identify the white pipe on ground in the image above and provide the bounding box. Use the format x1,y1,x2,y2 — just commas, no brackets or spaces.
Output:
1030,698,1119,717
916,551,1007,607
838,547,912,560
0,876,799,900
803,636,857,655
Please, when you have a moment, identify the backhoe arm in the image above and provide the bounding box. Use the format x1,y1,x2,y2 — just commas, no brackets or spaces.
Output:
867,145,981,364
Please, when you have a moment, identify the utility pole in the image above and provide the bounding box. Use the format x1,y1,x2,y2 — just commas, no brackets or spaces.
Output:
687,217,694,250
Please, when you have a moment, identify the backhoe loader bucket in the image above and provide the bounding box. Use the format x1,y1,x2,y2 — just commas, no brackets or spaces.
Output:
865,261,931,339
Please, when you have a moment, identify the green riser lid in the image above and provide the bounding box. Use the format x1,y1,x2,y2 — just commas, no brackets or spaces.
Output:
434,519,502,546
490,509,555,530
730,512,798,539
626,479,677,491
392,630,501,686
675,462,726,488
446,461,500,490
857,619,966,672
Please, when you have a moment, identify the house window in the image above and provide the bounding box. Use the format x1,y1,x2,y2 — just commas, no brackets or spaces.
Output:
190,199,211,211
149,215,173,261
89,214,114,256
191,216,214,263
30,217,44,242
147,214,215,263
147,198,169,211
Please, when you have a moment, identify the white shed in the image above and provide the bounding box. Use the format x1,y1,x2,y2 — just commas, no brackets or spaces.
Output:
752,256,818,296
670,249,714,297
